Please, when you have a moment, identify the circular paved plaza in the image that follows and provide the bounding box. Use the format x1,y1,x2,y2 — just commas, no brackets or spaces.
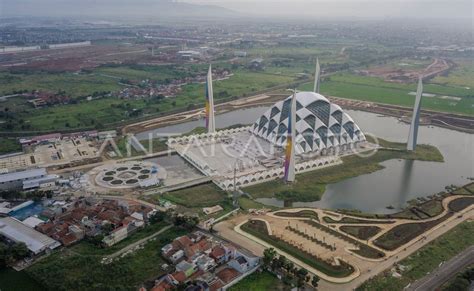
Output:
94,161,166,189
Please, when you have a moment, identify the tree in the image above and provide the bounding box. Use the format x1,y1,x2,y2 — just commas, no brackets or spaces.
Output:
295,268,309,290
276,255,288,270
149,211,165,224
311,275,320,288
263,248,276,268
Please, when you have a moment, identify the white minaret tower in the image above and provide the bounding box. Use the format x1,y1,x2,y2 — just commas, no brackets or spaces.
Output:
407,77,423,151
284,90,297,183
313,58,321,93
205,64,216,133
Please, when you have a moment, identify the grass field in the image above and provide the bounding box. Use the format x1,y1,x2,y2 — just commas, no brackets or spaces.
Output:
357,221,474,291
161,183,229,208
148,183,235,218
244,138,443,203
0,137,22,154
0,66,296,131
432,59,474,89
26,226,187,291
0,71,123,98
0,268,44,291
298,70,474,116
229,270,288,291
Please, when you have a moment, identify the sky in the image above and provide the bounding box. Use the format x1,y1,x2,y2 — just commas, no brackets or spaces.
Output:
183,0,472,19
0,0,471,20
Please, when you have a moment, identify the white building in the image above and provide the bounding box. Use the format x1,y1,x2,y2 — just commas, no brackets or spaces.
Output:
0,168,58,191
0,217,60,255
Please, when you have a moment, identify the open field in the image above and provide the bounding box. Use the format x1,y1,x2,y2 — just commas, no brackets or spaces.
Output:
298,68,474,116
0,66,296,132
26,226,187,290
146,183,234,218
357,221,474,291
229,270,288,291
244,138,443,203
0,71,123,98
432,59,474,89
0,137,22,155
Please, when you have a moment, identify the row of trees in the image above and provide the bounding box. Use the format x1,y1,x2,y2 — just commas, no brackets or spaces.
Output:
263,248,320,289
0,189,53,201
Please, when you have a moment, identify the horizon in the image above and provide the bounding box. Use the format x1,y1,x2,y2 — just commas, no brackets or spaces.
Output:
0,0,472,22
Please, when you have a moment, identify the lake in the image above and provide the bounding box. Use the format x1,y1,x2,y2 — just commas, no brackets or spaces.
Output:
136,107,474,213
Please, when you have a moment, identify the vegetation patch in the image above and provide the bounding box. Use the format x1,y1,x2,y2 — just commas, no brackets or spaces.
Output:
323,216,394,224
357,222,474,291
448,197,474,212
374,213,453,251
26,225,185,290
339,225,381,240
465,183,474,194
244,137,442,202
229,270,285,291
273,210,319,221
241,220,355,278
158,183,229,208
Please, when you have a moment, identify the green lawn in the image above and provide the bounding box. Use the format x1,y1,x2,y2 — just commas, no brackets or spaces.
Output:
229,270,288,291
244,138,443,202
27,226,187,291
357,221,474,291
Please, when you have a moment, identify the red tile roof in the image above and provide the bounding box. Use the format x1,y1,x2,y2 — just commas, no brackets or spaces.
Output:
210,246,225,259
216,268,240,284
176,236,193,248
209,280,224,291
171,271,187,283
151,280,175,291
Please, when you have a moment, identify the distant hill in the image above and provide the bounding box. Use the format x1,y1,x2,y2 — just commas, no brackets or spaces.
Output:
1,0,238,19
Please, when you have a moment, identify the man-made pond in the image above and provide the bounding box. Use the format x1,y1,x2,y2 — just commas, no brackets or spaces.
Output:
136,107,473,214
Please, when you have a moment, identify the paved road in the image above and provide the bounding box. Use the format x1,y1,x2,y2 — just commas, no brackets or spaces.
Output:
407,245,474,291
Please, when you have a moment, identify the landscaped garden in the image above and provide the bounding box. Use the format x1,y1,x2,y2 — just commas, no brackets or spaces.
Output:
339,225,381,241
240,219,355,278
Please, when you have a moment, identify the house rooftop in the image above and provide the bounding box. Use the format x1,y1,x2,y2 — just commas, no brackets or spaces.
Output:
216,267,240,284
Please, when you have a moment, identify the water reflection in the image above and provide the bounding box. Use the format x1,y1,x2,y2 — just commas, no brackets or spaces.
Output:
396,159,414,209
